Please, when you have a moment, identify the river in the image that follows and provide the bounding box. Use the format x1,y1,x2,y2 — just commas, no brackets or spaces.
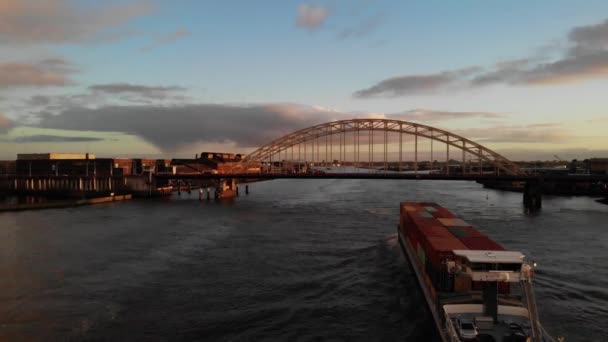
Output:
1,178,607,341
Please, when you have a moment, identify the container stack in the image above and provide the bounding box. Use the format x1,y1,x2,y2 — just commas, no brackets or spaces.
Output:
399,202,510,294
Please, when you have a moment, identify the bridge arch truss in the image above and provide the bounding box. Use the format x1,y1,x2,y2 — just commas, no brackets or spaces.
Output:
244,119,525,176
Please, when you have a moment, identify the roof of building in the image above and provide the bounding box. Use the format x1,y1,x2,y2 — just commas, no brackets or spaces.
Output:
17,153,96,160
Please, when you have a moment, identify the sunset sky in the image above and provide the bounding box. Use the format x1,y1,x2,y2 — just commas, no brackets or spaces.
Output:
1,0,608,161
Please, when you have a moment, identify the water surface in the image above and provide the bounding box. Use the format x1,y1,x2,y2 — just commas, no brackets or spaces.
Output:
1,179,606,341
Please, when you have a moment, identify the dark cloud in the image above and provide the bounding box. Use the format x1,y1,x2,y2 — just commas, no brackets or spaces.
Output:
89,83,187,99
0,0,155,45
20,83,185,115
30,102,520,152
386,109,504,122
296,4,329,30
0,58,77,88
26,95,52,106
469,59,532,86
35,103,339,151
354,67,481,98
354,17,608,97
518,51,608,85
141,28,191,51
568,19,608,54
11,135,105,143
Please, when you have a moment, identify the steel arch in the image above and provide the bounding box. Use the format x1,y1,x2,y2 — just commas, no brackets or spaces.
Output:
244,119,525,176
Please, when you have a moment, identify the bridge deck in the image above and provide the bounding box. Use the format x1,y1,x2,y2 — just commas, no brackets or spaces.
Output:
154,173,608,182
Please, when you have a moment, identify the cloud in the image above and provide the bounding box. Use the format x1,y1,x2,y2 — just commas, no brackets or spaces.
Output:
29,102,520,152
587,116,608,123
18,82,187,116
518,51,608,85
140,28,191,51
21,93,105,117
19,101,574,160
338,13,384,39
353,67,481,98
34,103,340,151
10,135,105,143
0,58,76,88
455,125,570,144
354,17,608,97
0,112,13,134
89,83,186,99
0,0,155,45
296,4,329,30
386,109,504,122
26,95,52,106
568,19,608,55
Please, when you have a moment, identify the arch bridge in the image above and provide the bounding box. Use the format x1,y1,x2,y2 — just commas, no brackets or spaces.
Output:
243,119,525,176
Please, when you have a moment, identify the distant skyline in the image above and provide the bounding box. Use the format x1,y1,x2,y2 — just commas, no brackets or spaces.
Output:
1,0,608,160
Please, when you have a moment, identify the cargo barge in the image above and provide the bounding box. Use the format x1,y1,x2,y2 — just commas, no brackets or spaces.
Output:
398,202,558,342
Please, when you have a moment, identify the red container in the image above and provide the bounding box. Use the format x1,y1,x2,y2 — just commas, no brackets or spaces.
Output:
418,225,454,240
400,202,423,216
461,226,485,238
423,236,468,268
400,212,421,247
447,225,486,239
431,207,458,219
459,236,504,251
417,202,440,208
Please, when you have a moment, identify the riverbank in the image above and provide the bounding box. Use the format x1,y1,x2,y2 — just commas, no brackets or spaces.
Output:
0,194,132,212
479,180,607,196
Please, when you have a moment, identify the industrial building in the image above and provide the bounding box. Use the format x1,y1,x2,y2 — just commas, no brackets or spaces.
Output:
590,158,608,174
14,153,173,177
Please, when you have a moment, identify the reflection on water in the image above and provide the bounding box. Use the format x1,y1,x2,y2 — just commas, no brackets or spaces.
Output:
0,179,607,341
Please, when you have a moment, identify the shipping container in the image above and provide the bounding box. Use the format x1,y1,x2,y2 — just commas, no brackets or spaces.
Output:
400,202,423,216
431,207,458,219
446,225,485,239
422,236,467,269
459,236,505,251
417,224,454,239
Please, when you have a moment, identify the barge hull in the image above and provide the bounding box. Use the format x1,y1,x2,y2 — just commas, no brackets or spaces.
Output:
398,228,448,342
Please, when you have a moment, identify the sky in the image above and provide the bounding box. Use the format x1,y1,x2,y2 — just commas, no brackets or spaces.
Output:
1,0,608,161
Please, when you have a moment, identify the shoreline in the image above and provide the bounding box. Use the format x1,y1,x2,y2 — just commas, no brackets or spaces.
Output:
0,194,132,212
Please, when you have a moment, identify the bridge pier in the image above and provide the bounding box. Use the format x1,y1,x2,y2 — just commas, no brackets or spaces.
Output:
215,178,237,199
523,180,542,210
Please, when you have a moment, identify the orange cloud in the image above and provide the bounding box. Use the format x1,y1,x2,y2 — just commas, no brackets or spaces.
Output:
0,58,76,88
296,4,329,30
0,0,155,45
0,112,13,133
